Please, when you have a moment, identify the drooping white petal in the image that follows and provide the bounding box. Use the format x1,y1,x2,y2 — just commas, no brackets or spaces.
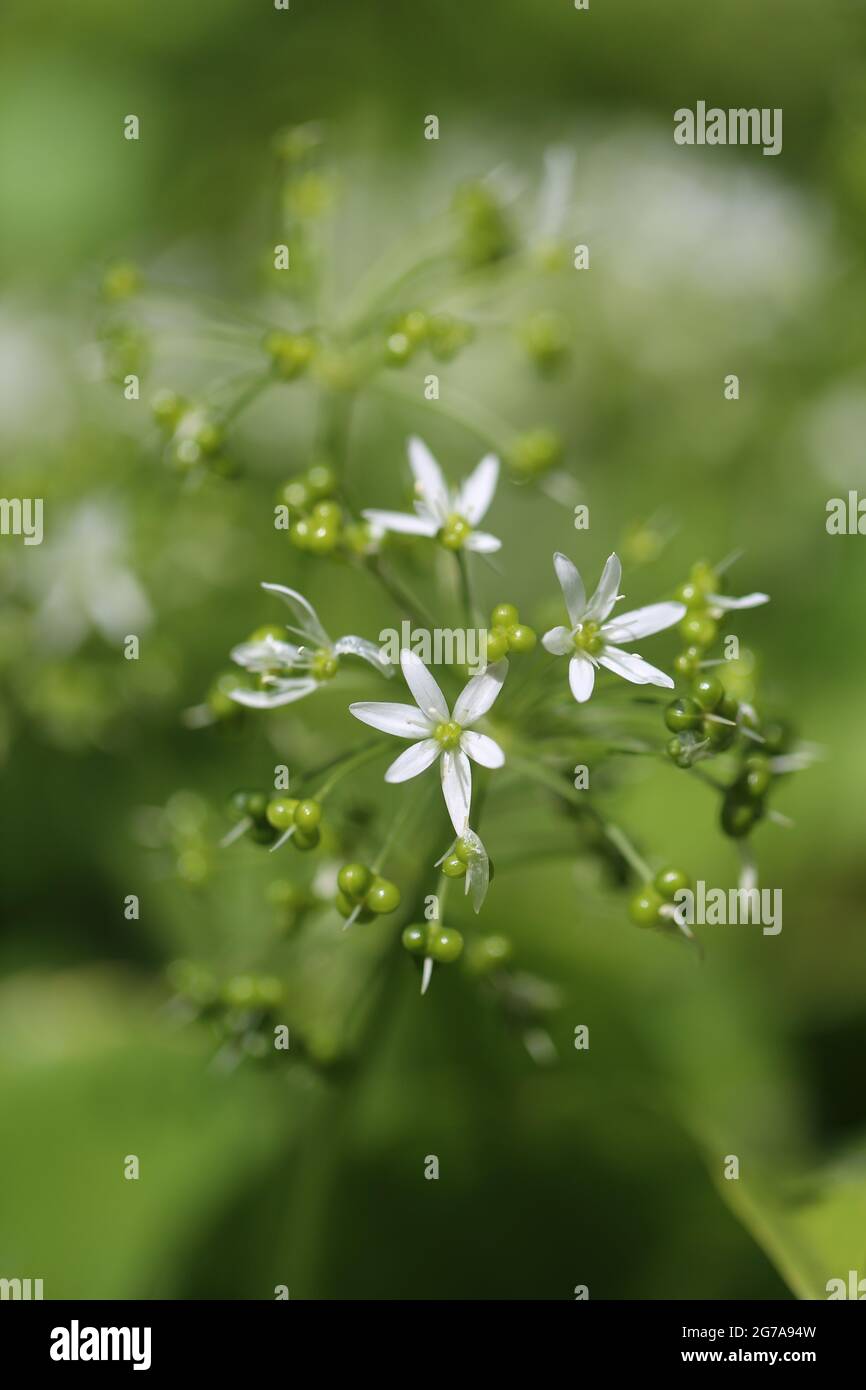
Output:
602,601,686,643
553,552,586,626
361,508,439,537
407,436,450,523
460,730,505,768
333,634,394,674
384,739,441,783
542,624,574,655
455,453,499,525
229,678,319,708
260,583,330,646
440,748,472,834
706,591,770,610
349,700,434,738
459,827,490,913
230,636,302,671
464,529,502,554
598,645,674,688
400,648,449,721
452,658,508,725
584,553,622,623
568,653,595,702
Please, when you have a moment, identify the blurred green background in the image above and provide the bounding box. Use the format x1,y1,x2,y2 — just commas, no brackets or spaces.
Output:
1,0,866,1300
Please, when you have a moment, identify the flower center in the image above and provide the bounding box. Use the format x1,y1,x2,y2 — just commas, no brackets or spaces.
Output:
311,649,339,681
439,513,472,550
434,720,463,749
572,621,603,655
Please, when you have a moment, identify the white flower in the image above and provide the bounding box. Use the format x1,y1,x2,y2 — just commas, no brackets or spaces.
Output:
542,551,684,703
349,649,508,833
229,583,392,709
362,436,501,553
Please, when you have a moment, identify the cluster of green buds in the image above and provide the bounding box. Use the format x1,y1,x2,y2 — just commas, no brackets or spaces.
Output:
483,602,537,663
152,391,236,477
507,428,564,484
168,960,287,1064
672,560,728,669
384,309,474,367
265,794,323,849
664,674,740,766
721,722,792,838
336,862,401,921
628,866,692,928
278,464,371,556
98,261,148,383
263,329,316,381
439,835,495,881
402,920,464,965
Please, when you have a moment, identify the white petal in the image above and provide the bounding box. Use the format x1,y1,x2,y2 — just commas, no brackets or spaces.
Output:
230,636,301,671
441,748,472,834
602,601,686,643
400,648,449,721
553,552,586,626
461,730,505,768
384,739,440,783
584,553,622,623
598,645,674,688
460,828,490,913
349,700,434,737
568,654,595,702
452,658,508,725
260,583,330,646
361,509,439,537
541,624,574,655
334,634,393,674
229,678,318,708
707,591,770,610
464,530,502,554
407,436,450,523
455,453,499,524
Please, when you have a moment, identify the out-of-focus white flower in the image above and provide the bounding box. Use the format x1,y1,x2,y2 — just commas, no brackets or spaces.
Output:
229,583,392,709
363,436,501,554
542,551,684,703
350,648,508,833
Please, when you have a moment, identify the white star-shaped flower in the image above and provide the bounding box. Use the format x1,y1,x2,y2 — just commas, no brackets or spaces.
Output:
362,436,501,553
229,583,392,709
542,552,685,703
349,649,508,832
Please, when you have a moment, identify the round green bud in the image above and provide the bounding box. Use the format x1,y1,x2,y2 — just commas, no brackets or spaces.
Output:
428,926,464,963
280,479,310,509
628,885,665,927
335,890,356,918
291,826,320,851
402,310,429,344
365,877,401,914
290,517,312,549
508,428,563,481
690,561,718,595
266,797,299,830
228,790,268,823
294,799,322,832
654,866,691,900
673,646,702,679
467,934,512,974
441,853,468,878
306,463,337,499
306,522,339,554
491,602,519,629
703,716,736,750
664,696,703,732
506,623,537,653
718,692,740,723
152,389,186,430
485,627,510,662
675,581,701,607
248,821,279,845
440,514,472,550
680,613,718,648
311,500,342,526
761,719,792,755
693,674,724,710
454,837,474,864
337,862,372,898
249,623,286,644
195,421,223,456
666,735,697,769
385,331,412,366
721,794,760,839
311,650,339,680
402,924,428,955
